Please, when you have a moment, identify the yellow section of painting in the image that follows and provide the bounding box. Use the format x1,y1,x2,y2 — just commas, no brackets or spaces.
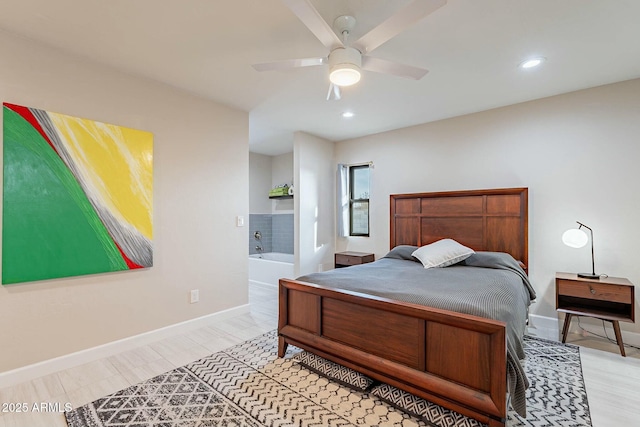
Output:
49,113,153,239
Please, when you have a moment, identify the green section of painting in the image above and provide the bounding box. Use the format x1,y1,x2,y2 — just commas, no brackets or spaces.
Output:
2,106,127,285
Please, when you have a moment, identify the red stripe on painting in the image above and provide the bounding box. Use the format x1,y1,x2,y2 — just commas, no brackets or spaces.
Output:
114,242,144,269
3,102,59,155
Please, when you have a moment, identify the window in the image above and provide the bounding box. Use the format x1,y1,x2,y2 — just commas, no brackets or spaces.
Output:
349,165,370,236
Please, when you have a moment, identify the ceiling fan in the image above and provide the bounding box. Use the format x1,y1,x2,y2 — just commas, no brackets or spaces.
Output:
252,0,447,100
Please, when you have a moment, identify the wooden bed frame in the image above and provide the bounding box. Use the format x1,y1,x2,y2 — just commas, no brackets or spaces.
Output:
278,187,528,427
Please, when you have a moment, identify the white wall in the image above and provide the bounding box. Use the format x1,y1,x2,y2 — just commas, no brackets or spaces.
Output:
335,78,640,336
294,132,335,276
249,151,293,214
0,31,249,372
249,152,272,214
271,152,293,189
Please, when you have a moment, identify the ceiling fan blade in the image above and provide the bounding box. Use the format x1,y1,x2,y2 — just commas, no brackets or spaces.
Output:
282,0,344,50
326,83,341,101
252,57,326,72
361,56,428,80
352,0,447,54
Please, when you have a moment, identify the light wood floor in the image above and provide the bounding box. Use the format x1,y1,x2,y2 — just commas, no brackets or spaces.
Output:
0,283,638,426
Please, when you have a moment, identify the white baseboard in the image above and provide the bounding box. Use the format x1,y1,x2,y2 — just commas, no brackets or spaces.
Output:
527,314,560,341
0,304,250,389
248,279,277,289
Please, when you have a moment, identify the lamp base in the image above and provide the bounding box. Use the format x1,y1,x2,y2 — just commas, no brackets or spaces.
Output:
578,272,601,279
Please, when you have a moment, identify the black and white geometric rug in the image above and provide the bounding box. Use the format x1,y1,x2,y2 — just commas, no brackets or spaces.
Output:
65,331,591,427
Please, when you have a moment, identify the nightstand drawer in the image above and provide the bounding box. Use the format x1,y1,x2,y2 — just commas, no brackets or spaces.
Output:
334,252,375,268
335,254,362,266
557,279,632,304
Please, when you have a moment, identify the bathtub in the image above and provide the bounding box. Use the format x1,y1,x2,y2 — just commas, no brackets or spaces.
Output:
249,252,295,287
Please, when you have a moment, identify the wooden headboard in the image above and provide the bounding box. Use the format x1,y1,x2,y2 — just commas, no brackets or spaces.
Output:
390,188,528,268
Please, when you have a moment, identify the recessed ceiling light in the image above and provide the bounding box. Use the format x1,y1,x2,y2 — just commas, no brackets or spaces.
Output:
342,111,354,118
519,57,546,69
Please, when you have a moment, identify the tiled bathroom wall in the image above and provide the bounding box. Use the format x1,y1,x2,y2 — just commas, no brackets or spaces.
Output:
272,214,294,254
249,213,293,255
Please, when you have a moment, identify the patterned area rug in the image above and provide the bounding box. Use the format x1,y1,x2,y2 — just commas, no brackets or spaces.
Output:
65,332,591,427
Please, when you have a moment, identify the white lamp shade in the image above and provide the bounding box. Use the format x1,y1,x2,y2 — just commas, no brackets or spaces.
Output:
562,228,588,248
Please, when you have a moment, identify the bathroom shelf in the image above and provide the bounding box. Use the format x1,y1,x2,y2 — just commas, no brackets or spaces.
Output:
269,195,293,199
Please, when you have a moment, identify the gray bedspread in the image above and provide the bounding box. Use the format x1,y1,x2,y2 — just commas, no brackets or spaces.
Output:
296,248,536,417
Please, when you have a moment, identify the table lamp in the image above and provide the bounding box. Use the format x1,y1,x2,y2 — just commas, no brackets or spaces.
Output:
562,221,600,279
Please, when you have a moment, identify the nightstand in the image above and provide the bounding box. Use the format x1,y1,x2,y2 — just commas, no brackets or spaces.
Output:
556,272,635,356
335,251,375,268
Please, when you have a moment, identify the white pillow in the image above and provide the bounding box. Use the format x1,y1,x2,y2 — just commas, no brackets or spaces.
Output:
411,239,475,269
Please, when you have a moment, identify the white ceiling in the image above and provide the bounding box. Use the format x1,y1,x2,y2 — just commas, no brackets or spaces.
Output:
1,0,639,155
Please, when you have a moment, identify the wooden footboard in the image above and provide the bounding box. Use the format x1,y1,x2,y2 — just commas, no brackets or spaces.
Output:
279,278,508,427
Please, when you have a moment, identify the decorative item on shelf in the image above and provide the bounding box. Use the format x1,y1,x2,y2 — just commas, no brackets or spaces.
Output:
269,184,293,199
562,221,601,279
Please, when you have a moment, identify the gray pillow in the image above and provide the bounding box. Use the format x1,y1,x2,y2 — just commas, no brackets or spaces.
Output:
383,245,420,262
461,251,522,270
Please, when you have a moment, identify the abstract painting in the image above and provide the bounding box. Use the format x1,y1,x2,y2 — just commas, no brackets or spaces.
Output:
2,103,153,285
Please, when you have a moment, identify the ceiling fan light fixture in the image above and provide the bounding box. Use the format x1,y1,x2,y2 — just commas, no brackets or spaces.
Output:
330,65,361,86
329,47,362,87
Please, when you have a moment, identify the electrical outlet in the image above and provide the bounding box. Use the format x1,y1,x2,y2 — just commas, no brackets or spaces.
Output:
190,289,199,304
